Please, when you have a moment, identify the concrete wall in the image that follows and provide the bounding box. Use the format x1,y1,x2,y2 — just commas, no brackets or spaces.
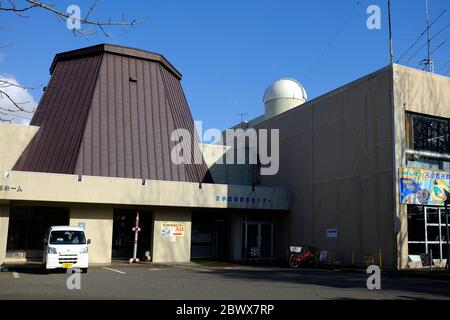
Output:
0,124,38,171
0,205,9,265
69,205,113,264
259,66,397,266
0,171,289,212
392,65,450,268
152,210,191,263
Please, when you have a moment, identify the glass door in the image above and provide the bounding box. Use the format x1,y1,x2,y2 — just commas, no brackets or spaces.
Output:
246,223,260,258
244,220,274,259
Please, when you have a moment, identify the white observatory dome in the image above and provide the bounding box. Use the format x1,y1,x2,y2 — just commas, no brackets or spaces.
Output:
263,78,307,119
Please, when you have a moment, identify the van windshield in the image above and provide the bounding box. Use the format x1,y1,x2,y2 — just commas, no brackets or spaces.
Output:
50,231,86,245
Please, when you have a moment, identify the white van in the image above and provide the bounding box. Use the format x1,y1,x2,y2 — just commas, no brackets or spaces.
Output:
43,226,91,273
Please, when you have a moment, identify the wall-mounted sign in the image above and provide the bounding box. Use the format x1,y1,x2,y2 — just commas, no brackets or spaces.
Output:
215,194,273,207
399,168,450,205
0,185,23,192
161,223,185,237
326,228,338,238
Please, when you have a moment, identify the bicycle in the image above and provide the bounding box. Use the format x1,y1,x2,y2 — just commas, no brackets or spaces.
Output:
288,246,317,268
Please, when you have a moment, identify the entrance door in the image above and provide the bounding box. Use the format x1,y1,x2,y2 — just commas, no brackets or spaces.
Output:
245,222,274,259
191,213,231,260
112,210,152,259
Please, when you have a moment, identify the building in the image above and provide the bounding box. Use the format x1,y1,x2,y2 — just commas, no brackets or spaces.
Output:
0,44,449,269
0,44,289,266
220,65,450,269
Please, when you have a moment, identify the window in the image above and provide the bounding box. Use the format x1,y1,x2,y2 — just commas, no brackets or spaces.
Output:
406,113,450,154
50,231,86,245
407,205,448,260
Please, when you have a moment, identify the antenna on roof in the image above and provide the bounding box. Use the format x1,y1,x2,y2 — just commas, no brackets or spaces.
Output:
424,0,435,72
388,0,394,64
237,112,249,124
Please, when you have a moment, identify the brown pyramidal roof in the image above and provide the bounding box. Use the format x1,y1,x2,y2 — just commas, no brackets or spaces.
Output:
14,44,212,183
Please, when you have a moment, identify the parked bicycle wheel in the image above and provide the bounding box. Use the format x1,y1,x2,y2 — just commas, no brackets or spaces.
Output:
289,253,300,268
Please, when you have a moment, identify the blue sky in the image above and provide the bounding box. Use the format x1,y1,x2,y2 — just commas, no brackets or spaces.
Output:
1,0,449,129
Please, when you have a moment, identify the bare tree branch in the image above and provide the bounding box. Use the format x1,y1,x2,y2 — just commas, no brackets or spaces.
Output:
25,0,146,36
0,90,34,113
84,0,99,21
0,78,40,91
0,0,147,122
0,0,147,37
0,78,38,122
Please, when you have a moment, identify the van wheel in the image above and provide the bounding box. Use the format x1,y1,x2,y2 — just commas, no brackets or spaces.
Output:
81,268,88,274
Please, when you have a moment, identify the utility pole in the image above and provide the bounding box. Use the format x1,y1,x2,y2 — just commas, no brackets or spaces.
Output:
425,0,434,72
388,0,394,64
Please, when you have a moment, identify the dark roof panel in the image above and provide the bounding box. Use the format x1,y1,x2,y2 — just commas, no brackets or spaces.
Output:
50,44,182,80
13,45,211,183
13,53,103,173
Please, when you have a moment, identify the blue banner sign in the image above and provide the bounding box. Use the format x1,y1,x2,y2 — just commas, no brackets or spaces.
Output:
400,168,450,205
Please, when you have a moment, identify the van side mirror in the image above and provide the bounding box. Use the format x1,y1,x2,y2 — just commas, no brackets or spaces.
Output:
87,239,91,245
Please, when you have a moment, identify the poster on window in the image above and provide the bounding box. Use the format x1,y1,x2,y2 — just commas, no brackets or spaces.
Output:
161,223,185,237
399,168,450,205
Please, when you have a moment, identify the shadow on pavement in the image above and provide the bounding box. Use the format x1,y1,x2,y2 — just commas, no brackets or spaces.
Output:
201,267,450,299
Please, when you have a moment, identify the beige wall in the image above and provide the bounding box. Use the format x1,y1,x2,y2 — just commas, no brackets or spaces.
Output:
393,65,450,268
69,205,113,264
394,65,450,119
152,210,191,263
259,66,397,267
0,124,38,171
0,171,289,212
0,205,9,265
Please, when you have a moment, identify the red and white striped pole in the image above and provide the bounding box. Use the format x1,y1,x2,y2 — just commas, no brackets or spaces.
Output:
129,210,141,264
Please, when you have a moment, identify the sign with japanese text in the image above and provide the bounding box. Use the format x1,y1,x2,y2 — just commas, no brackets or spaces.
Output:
400,168,450,205
0,184,23,192
161,223,185,237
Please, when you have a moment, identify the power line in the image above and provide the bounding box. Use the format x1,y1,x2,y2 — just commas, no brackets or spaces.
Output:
418,36,450,68
396,9,447,63
304,1,361,79
430,37,449,55
407,22,450,63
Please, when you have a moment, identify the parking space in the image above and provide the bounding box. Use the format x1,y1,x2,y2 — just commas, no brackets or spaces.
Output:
0,263,449,300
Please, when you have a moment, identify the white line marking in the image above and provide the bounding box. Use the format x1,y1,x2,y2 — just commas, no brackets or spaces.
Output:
148,268,160,271
101,267,126,274
175,265,212,272
12,272,20,279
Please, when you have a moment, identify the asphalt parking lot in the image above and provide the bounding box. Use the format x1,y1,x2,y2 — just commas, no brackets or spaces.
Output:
0,263,449,300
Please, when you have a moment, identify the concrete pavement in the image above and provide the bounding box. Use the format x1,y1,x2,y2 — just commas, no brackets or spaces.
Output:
0,263,449,300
